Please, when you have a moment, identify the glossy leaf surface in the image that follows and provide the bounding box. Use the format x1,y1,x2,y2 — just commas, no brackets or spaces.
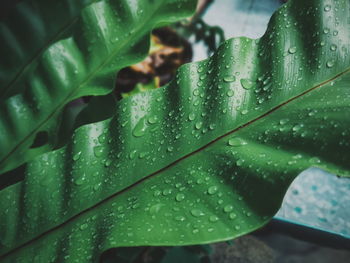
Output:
0,0,98,99
0,0,196,174
0,0,349,262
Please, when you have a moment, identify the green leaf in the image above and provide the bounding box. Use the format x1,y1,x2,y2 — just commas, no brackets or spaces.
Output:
121,78,159,98
0,0,196,174
0,0,350,262
0,0,98,99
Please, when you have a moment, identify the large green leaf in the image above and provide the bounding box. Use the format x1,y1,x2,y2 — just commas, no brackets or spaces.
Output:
1,0,350,262
0,0,196,174
0,0,98,99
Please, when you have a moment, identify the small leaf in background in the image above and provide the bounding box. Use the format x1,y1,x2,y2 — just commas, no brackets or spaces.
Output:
116,28,193,99
121,78,160,99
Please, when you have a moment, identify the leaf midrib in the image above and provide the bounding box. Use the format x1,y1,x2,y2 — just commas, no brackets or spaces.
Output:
0,0,165,170
1,67,349,259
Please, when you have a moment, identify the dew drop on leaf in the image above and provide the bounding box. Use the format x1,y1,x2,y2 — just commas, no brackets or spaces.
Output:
223,75,236,82
93,146,104,157
240,78,255,90
226,90,234,97
129,150,137,160
195,121,203,130
188,113,196,121
75,177,85,186
150,203,164,214
80,223,88,230
167,146,174,152
229,213,237,220
190,209,205,217
162,189,172,196
207,186,218,195
288,46,297,54
175,215,186,221
175,193,185,202
72,151,82,161
147,115,158,124
224,205,234,213
228,137,247,147
330,44,337,51
192,228,199,234
324,4,331,12
132,118,147,137
326,60,335,68
209,215,219,222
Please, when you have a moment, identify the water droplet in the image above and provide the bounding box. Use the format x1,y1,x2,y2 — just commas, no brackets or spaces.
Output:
175,193,185,202
324,5,331,12
240,78,255,90
80,223,88,230
167,146,174,152
288,46,297,54
98,134,106,143
229,213,237,220
133,117,147,137
236,159,244,166
190,209,205,217
223,75,236,82
188,113,196,121
192,228,199,234
294,206,302,213
279,118,289,125
193,89,200,96
147,115,158,124
72,151,82,161
93,146,104,157
209,215,219,222
292,124,303,132
153,190,161,197
75,177,85,186
162,189,172,196
326,60,335,68
139,152,147,159
150,203,164,214
309,157,321,164
330,44,337,51
209,124,216,130
228,137,247,147
224,205,233,213
129,150,137,159
175,215,186,221
226,90,234,97
195,121,203,130
207,186,218,195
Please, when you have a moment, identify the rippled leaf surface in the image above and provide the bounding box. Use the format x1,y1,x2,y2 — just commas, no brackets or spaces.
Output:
0,0,97,99
0,0,196,174
0,0,349,262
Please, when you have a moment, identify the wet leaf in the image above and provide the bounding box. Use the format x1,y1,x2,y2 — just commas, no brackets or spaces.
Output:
0,0,349,262
0,0,196,174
